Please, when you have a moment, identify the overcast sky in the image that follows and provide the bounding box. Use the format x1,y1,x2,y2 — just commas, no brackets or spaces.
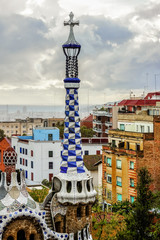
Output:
0,0,160,106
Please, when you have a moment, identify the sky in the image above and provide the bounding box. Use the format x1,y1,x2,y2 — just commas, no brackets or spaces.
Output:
0,0,160,106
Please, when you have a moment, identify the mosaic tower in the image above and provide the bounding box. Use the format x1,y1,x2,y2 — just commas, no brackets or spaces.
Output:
51,12,96,237
52,12,96,203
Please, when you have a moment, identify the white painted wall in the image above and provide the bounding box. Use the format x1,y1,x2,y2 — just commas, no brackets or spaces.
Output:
82,144,102,155
12,137,61,185
118,121,153,133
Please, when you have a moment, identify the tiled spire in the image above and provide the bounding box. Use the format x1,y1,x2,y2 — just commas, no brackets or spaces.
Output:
60,12,85,174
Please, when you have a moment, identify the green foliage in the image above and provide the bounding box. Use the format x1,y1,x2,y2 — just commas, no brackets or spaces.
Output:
42,179,52,189
112,200,133,216
56,121,94,139
29,187,49,203
116,167,157,240
92,199,125,240
80,126,94,137
55,121,64,139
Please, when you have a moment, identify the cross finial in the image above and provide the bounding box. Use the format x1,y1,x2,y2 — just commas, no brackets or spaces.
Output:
64,12,79,28
63,12,80,46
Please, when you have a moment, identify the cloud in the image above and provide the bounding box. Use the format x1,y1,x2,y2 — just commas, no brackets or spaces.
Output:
0,0,160,106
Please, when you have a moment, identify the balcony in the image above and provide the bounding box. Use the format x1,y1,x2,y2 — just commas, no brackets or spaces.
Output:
93,119,102,125
93,110,112,117
105,129,109,134
105,121,112,127
93,127,102,133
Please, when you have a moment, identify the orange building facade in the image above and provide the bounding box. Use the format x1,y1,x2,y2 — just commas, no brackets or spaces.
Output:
102,116,160,207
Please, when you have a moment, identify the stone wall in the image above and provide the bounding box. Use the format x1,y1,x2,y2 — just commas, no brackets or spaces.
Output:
2,216,43,240
65,204,92,233
54,203,92,234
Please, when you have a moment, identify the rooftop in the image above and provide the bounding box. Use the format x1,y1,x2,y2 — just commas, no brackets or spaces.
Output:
83,155,102,171
118,99,160,106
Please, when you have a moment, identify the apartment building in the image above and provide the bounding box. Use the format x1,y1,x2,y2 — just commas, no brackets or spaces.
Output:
0,117,65,138
0,117,45,137
11,127,61,185
92,103,118,138
102,116,160,208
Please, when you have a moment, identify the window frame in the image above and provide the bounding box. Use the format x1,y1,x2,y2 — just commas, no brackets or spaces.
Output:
49,162,53,169
117,193,122,201
116,159,122,169
130,178,134,187
116,176,122,187
107,157,112,167
107,190,112,200
48,151,53,157
130,161,134,170
107,174,112,183
31,161,33,169
48,133,53,141
130,195,135,203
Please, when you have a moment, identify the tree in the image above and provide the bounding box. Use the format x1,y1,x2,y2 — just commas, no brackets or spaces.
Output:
116,167,156,240
80,126,94,137
29,187,49,203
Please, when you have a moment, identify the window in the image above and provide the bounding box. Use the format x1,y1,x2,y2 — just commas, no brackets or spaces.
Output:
86,206,89,216
147,126,150,133
48,151,53,157
120,124,125,131
20,147,22,153
48,134,53,141
104,171,107,180
25,159,28,166
116,160,122,169
136,143,140,151
107,174,112,183
25,149,28,155
130,196,135,203
25,170,28,179
116,176,122,187
84,150,89,155
112,140,116,147
107,157,112,167
31,161,33,168
126,142,129,150
130,178,134,187
31,172,34,181
130,161,134,170
13,146,15,150
136,125,138,132
49,162,53,169
117,193,122,201
140,125,144,133
20,158,22,164
96,150,100,155
49,173,53,182
77,206,81,218
31,150,33,157
23,148,25,154
107,190,112,200
23,159,25,165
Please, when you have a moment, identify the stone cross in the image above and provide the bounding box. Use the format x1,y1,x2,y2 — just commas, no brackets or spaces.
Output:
64,12,79,28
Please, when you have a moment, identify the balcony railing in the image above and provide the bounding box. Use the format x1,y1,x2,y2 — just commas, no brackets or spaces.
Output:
105,121,112,127
93,120,102,125
93,127,102,133
93,110,112,117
